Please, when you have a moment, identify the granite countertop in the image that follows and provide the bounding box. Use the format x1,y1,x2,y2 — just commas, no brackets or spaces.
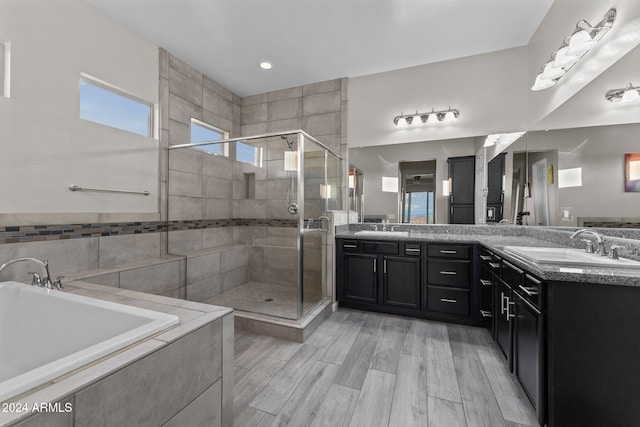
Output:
336,229,640,287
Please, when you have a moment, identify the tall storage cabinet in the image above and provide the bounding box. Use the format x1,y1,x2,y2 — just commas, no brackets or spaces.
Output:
448,156,475,224
486,153,505,222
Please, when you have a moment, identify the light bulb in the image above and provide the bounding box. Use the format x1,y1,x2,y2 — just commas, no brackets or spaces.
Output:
540,62,565,80
426,114,438,125
621,88,640,103
413,114,423,125
551,46,579,69
443,111,457,122
567,29,595,56
531,74,556,91
396,117,407,127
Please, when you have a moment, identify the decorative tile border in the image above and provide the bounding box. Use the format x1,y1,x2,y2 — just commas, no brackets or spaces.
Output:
0,219,297,245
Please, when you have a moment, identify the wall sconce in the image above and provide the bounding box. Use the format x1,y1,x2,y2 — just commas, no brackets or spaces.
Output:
483,132,525,148
284,151,298,171
381,176,398,192
606,83,640,103
531,8,616,91
393,108,459,127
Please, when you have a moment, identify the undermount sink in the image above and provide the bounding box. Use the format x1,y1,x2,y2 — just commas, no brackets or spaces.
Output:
503,246,640,270
354,230,410,237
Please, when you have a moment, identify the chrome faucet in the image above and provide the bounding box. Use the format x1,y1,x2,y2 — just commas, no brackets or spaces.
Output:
570,229,608,257
0,257,63,290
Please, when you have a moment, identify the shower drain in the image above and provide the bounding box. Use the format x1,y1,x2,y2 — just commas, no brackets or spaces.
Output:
265,298,274,302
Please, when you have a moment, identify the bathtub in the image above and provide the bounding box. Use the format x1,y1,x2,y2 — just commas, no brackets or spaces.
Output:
0,281,179,402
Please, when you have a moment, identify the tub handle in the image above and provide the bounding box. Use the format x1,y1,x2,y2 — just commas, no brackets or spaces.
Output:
53,276,65,290
28,272,42,286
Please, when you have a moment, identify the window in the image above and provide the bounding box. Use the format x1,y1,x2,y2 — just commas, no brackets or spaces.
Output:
236,141,263,167
0,40,9,98
403,191,434,224
190,119,229,155
79,76,152,137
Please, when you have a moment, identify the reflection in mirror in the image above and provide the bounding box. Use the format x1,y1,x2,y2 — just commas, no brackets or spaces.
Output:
400,161,436,224
348,167,364,222
497,123,640,227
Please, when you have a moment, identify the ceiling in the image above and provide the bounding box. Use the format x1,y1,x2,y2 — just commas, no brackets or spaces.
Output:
84,0,555,97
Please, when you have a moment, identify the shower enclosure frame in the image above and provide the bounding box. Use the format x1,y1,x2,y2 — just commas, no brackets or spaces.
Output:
167,130,343,320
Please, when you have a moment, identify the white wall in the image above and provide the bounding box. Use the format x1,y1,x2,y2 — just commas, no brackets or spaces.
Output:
347,47,528,148
350,137,476,223
0,0,159,217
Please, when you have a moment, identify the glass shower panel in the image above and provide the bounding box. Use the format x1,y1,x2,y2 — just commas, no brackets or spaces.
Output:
301,137,325,317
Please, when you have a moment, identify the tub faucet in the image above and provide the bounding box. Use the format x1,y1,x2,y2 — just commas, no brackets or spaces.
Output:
570,229,607,256
0,257,61,289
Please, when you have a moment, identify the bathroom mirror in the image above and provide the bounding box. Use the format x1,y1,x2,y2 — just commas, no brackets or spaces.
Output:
349,43,640,227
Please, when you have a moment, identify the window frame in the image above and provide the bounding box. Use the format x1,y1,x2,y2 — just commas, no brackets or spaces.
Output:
79,73,154,138
190,118,230,156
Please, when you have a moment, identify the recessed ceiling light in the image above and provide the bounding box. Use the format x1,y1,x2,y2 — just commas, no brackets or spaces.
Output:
259,61,273,70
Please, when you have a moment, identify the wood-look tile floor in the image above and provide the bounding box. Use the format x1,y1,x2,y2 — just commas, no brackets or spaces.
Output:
233,309,539,427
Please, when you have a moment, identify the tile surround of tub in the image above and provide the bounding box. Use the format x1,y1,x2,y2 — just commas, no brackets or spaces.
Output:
0,280,233,427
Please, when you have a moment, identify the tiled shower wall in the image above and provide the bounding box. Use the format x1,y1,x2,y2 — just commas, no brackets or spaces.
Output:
1,49,344,304
163,50,346,302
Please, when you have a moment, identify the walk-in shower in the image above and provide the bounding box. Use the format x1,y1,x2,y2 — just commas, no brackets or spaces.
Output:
166,131,343,320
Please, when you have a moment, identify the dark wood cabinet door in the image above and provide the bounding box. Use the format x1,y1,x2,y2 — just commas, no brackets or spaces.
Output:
343,253,378,304
449,156,475,205
487,154,505,204
495,276,512,367
450,205,474,224
514,291,544,423
382,256,420,309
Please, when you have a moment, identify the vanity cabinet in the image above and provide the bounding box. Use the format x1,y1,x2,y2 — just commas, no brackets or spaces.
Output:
426,244,472,317
336,238,480,325
336,239,421,311
490,252,545,426
478,247,499,330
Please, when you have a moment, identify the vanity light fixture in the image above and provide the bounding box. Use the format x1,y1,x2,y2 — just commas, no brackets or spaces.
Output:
606,83,640,103
393,108,459,127
531,8,616,91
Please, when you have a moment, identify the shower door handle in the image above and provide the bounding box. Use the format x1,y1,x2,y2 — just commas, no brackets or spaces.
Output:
319,216,330,232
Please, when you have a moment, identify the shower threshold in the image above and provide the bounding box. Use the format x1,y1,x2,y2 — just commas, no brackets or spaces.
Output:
202,281,331,342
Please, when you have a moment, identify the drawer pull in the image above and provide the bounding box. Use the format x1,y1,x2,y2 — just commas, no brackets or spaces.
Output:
519,285,539,297
440,298,457,304
480,279,493,287
480,310,493,318
489,262,501,269
440,250,457,254
480,255,493,261
343,244,357,248
406,248,421,252
440,271,457,275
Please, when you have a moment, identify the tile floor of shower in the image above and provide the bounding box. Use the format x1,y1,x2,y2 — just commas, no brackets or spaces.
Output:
204,281,323,320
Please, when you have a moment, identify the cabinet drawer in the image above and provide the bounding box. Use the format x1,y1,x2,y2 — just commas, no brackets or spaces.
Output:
428,244,470,259
501,259,524,287
427,259,470,287
404,243,422,256
362,241,399,255
428,287,470,315
341,239,359,253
